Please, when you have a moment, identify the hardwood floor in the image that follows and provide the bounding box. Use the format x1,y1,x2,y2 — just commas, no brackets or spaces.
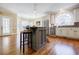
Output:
0,34,79,55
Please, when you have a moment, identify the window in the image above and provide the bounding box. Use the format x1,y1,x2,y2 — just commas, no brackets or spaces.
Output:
3,17,10,35
55,13,74,26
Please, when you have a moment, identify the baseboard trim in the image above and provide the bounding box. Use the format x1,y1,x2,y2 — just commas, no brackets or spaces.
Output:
0,33,17,37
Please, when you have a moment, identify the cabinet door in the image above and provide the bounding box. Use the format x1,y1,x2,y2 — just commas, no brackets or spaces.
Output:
43,20,49,35
43,29,46,44
77,28,79,39
73,28,79,39
38,29,44,48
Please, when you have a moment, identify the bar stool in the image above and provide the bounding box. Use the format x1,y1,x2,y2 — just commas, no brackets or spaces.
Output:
20,30,32,54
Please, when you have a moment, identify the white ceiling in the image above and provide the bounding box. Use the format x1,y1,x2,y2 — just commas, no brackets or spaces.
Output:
0,3,78,19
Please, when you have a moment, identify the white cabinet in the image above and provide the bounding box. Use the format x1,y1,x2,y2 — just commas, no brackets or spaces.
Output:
73,28,79,39
68,28,73,38
56,27,79,39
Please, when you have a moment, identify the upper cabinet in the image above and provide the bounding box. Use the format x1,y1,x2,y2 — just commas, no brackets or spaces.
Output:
74,8,79,22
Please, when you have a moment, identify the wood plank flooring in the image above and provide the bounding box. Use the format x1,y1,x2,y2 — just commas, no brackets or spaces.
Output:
0,34,79,55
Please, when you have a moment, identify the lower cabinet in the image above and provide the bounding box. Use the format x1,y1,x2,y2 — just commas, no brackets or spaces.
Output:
50,27,55,35
31,27,47,51
56,27,79,39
